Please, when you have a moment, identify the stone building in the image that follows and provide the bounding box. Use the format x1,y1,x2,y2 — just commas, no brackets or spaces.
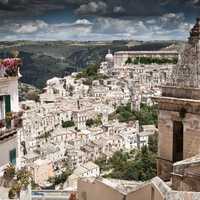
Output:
154,17,200,191
31,159,54,186
78,177,153,200
99,50,176,88
66,162,100,189
78,176,200,200
114,51,178,68
0,58,23,173
98,47,177,110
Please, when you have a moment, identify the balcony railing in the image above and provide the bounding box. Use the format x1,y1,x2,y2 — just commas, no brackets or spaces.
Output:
0,112,23,140
0,58,22,78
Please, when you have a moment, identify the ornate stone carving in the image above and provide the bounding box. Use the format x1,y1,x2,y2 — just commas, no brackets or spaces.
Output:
169,18,200,88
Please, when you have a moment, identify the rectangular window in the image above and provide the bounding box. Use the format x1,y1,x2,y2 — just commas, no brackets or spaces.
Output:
0,96,3,120
9,149,16,165
5,95,11,128
5,95,11,113
173,121,183,162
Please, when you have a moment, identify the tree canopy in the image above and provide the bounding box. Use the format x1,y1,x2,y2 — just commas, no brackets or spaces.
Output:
98,146,157,181
62,120,75,128
125,56,178,65
86,115,102,127
110,103,158,126
76,64,108,84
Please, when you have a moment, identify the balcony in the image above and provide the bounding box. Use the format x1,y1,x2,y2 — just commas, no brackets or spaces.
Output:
0,112,23,141
0,58,22,78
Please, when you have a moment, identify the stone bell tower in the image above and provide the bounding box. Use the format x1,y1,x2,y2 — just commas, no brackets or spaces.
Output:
154,18,200,181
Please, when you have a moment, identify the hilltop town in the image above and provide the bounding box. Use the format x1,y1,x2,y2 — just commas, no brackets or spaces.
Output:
1,17,200,200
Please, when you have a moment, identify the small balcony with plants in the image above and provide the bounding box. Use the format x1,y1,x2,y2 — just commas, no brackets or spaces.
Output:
0,111,23,140
0,58,22,78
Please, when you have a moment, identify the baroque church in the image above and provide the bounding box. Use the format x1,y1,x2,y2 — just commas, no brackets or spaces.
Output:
155,17,200,191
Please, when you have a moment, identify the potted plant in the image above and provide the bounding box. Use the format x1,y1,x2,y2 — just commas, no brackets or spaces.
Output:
3,164,16,187
1,58,22,77
6,112,13,129
8,187,16,199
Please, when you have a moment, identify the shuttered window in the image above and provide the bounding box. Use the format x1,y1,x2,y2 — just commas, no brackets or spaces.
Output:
9,148,16,165
5,95,11,128
5,95,11,113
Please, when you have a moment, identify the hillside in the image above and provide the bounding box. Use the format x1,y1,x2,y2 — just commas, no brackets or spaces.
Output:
18,82,41,101
0,40,181,88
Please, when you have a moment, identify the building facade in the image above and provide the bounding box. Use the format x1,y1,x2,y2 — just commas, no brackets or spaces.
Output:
154,17,200,189
0,58,23,173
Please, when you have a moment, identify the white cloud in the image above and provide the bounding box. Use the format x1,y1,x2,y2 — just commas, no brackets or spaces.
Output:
75,1,107,15
14,20,48,34
92,18,148,34
74,19,93,25
0,13,193,41
90,13,192,41
113,6,125,13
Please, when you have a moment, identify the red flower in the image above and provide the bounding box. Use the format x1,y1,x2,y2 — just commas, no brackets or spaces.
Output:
0,58,22,77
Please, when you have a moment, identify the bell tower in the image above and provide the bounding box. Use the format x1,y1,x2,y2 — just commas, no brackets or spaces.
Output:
154,18,200,181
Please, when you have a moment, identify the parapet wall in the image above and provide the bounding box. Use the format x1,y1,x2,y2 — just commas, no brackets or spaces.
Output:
162,86,200,100
172,156,200,192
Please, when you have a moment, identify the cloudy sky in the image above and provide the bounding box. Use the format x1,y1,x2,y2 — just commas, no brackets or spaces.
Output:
0,0,199,41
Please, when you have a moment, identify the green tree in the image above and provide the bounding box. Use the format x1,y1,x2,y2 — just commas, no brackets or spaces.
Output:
101,147,157,181
48,167,72,186
16,168,32,188
3,164,16,181
86,115,102,127
76,64,108,83
6,167,32,199
114,103,158,125
86,119,95,127
26,91,40,102
148,133,158,153
95,156,110,172
125,57,132,64
62,120,75,128
109,150,129,177
131,56,178,65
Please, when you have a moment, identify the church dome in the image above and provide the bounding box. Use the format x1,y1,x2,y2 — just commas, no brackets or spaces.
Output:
105,49,113,62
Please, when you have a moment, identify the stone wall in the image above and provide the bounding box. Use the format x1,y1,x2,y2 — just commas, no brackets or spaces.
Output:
78,179,125,200
172,175,200,192
166,191,200,200
78,177,167,200
172,158,200,192
0,135,17,167
157,110,174,180
126,184,151,200
156,97,200,180
162,86,200,100
157,159,173,181
183,114,200,158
